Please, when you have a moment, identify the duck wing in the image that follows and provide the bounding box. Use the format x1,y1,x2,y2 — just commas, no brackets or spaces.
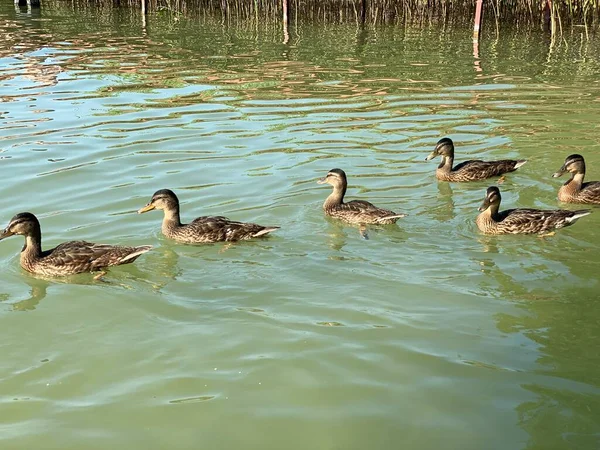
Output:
41,240,152,273
579,181,600,203
453,159,526,180
184,216,278,242
334,200,404,224
498,208,590,234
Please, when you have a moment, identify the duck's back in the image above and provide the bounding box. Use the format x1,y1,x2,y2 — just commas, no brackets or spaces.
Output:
24,240,150,276
479,208,589,234
440,159,524,182
327,200,398,224
169,216,278,243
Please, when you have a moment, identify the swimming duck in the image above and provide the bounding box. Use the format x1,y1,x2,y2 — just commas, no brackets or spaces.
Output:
137,189,279,244
552,154,600,204
0,212,152,277
476,186,591,235
425,138,527,182
317,169,406,224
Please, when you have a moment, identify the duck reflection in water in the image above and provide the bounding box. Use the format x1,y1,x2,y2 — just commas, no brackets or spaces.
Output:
9,278,49,312
431,182,456,222
325,220,349,252
323,216,405,254
139,246,181,293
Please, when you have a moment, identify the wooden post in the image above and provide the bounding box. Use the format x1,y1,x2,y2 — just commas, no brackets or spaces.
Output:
473,0,483,41
282,0,289,30
141,0,147,31
548,0,556,35
282,0,289,44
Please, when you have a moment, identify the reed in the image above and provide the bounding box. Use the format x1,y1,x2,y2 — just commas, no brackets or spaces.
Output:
44,0,600,28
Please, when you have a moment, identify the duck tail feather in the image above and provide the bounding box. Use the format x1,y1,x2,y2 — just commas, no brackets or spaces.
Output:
253,227,280,238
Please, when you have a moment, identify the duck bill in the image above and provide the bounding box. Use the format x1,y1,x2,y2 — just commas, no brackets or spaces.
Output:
137,203,155,214
552,166,566,178
316,177,327,184
478,197,491,212
425,151,437,161
0,228,14,241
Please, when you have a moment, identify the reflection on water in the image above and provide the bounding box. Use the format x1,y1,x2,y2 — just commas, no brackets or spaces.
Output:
1,2,600,449
10,279,48,312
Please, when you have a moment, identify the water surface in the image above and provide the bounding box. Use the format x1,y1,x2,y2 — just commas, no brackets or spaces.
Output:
1,3,600,449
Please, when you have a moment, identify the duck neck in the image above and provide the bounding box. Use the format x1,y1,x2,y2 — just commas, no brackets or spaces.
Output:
480,203,501,222
162,206,182,231
489,203,501,221
324,185,346,210
22,230,43,260
565,172,585,191
438,155,454,173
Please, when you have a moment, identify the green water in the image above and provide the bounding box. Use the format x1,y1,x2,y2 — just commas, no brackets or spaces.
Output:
1,3,600,449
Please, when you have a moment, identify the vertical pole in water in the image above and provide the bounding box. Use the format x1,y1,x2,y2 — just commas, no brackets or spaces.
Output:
282,0,290,44
472,0,483,73
141,0,147,31
548,0,556,35
473,0,483,41
141,0,147,33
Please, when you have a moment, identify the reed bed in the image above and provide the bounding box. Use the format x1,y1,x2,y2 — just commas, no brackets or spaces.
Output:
45,0,600,29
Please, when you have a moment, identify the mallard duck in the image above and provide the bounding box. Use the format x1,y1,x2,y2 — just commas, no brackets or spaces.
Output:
425,137,527,182
476,186,591,235
137,189,279,244
552,154,600,204
0,212,152,277
317,168,406,224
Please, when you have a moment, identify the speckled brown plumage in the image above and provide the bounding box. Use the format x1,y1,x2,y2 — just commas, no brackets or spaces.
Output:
476,187,591,235
317,168,406,225
0,212,152,277
553,154,600,204
138,189,279,244
426,137,527,182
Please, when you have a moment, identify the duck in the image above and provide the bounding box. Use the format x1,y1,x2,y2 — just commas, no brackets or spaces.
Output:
137,189,279,244
425,137,527,182
552,154,600,204
0,212,152,278
476,186,591,235
317,168,406,224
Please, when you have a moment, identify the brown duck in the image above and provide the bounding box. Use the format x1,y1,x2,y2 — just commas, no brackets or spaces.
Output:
552,154,600,204
426,138,527,182
138,189,279,244
0,212,152,277
317,169,406,224
476,187,591,235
